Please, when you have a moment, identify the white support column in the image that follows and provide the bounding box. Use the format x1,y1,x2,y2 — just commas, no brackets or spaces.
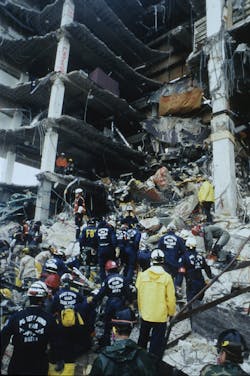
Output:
1,149,15,184
35,0,75,221
206,0,237,216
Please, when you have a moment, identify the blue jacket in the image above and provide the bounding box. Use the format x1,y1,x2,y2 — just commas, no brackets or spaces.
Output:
125,228,141,252
158,231,186,268
96,222,117,248
80,225,98,249
93,272,132,303
0,305,57,375
51,287,84,314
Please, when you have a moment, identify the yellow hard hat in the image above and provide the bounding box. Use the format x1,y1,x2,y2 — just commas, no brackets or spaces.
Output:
0,288,12,299
22,247,30,254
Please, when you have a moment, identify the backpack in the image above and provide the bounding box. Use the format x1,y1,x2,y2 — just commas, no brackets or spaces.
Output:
60,308,84,327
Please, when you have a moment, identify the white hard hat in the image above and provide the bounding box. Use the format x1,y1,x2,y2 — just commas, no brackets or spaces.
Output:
167,222,177,231
45,259,58,273
108,220,116,228
185,237,197,249
126,204,133,211
61,273,73,286
151,248,165,264
27,281,48,297
75,188,83,194
179,229,190,240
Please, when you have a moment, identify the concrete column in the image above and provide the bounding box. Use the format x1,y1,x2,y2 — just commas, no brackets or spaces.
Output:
1,110,23,183
206,0,237,216
1,149,15,184
35,0,75,221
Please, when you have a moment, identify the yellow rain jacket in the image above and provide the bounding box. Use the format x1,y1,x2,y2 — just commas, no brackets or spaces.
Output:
198,180,215,203
136,266,176,322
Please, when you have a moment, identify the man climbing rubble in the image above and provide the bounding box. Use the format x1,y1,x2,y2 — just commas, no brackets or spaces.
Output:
73,188,86,240
192,224,230,261
197,176,215,224
158,222,186,284
175,237,212,302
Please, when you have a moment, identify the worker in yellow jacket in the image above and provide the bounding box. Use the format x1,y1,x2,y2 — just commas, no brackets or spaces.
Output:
136,249,176,359
198,178,215,223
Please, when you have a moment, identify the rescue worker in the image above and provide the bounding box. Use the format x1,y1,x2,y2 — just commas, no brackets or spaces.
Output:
80,218,98,266
200,329,249,375
49,249,69,277
0,281,57,375
96,218,117,281
50,273,92,373
0,288,17,328
21,219,30,245
121,204,138,228
91,260,133,347
158,223,186,283
28,221,43,248
74,188,86,240
55,152,68,174
90,307,159,376
123,225,141,282
137,247,151,271
136,249,176,359
65,158,75,175
198,177,215,224
18,247,37,286
192,224,230,261
176,237,212,302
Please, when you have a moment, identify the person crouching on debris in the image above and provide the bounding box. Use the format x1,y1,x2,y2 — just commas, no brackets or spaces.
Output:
17,247,37,287
200,329,249,375
175,237,212,302
136,249,176,359
74,188,86,240
192,224,230,262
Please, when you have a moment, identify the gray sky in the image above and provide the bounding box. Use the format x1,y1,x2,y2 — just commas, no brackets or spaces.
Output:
0,158,39,185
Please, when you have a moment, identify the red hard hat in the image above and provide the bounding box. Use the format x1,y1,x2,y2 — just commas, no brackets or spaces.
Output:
105,260,117,271
45,274,60,290
191,225,202,236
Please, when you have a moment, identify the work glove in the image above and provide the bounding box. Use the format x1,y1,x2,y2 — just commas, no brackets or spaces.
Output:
115,247,120,258
87,296,93,304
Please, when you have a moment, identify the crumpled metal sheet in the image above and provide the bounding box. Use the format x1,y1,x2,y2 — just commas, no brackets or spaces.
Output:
143,116,210,146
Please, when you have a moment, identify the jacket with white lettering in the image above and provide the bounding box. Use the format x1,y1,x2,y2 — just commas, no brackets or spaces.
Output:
51,287,84,314
96,222,117,248
158,231,186,268
125,228,141,252
80,225,98,249
93,273,132,303
0,305,57,375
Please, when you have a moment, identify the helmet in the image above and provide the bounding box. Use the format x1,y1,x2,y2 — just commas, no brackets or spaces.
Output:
45,274,60,290
167,222,177,231
126,204,133,211
22,247,30,254
151,249,165,264
68,158,73,162
75,188,83,194
112,308,136,327
217,329,247,363
185,237,197,249
61,273,73,286
179,229,190,240
27,281,48,297
107,220,116,228
45,259,58,273
0,288,12,299
88,218,96,226
60,152,65,156
54,249,65,258
191,225,202,236
105,260,118,271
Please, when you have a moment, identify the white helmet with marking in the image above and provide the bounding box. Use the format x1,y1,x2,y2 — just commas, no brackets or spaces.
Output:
185,237,197,249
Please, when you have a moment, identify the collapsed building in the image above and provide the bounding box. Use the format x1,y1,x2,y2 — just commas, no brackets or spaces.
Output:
0,0,249,222
0,2,250,373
